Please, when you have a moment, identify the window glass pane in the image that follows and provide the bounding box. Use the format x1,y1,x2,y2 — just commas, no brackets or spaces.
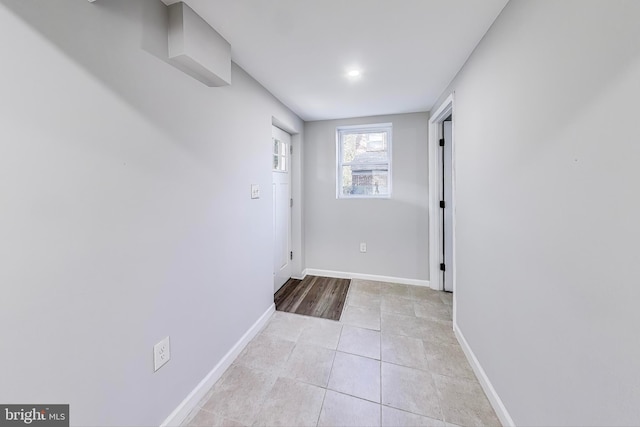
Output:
342,165,389,196
273,139,280,155
338,124,392,198
273,155,279,170
281,155,286,171
341,165,352,194
342,131,388,163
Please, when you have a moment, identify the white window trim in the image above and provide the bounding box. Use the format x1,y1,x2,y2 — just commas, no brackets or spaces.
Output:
336,123,393,199
272,137,288,173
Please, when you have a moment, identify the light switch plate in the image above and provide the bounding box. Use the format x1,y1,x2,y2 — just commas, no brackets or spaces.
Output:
153,336,171,372
360,243,367,253
251,184,260,199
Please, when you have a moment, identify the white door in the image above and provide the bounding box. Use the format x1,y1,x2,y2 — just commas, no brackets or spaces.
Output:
272,126,292,292
442,120,454,292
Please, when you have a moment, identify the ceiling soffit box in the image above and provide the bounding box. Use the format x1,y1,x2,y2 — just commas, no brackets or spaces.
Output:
168,2,231,87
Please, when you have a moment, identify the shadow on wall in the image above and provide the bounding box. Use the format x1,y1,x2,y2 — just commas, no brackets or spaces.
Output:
0,0,238,162
456,1,640,171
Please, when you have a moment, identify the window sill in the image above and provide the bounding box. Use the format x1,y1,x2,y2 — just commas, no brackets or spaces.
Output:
337,195,392,200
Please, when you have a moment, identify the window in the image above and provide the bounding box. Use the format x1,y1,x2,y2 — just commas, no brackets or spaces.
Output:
337,123,392,198
273,137,287,172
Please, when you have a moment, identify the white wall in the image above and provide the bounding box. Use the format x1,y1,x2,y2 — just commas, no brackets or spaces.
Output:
0,1,302,426
304,113,429,282
431,1,640,425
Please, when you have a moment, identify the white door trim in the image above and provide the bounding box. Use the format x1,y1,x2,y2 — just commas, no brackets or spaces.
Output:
272,117,303,281
272,125,293,293
428,93,456,295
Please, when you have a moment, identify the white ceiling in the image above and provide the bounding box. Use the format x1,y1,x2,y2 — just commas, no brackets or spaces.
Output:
164,0,508,121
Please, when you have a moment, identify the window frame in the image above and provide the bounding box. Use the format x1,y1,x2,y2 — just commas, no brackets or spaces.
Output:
336,122,393,199
272,136,288,173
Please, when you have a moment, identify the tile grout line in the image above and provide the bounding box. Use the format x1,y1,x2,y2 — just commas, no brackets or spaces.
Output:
315,336,341,427
379,403,445,422
430,369,447,423
314,388,328,427
416,295,448,425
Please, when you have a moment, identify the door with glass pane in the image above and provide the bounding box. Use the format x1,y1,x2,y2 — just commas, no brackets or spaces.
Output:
272,126,292,292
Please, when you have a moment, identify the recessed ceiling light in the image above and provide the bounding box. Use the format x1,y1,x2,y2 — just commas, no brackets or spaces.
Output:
347,69,361,78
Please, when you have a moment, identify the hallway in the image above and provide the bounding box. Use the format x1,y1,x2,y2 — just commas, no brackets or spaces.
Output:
183,280,499,426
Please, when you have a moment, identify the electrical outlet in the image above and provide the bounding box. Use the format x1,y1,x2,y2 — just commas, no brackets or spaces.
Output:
153,336,171,372
360,243,367,253
251,184,260,199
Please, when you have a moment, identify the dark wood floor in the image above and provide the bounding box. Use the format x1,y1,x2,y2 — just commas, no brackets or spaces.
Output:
274,276,350,321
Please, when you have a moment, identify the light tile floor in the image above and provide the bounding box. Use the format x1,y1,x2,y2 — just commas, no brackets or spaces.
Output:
183,280,501,427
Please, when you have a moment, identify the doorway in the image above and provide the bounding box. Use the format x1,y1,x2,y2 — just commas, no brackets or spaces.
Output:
441,117,453,292
428,94,455,295
272,125,292,293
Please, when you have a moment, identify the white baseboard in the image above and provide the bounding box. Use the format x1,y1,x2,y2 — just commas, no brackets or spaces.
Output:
303,268,430,287
454,323,515,427
292,268,311,280
160,304,276,427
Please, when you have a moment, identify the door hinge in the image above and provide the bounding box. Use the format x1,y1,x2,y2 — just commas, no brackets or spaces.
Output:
439,200,446,208
290,251,293,260
290,198,293,208
439,138,445,147
440,263,446,271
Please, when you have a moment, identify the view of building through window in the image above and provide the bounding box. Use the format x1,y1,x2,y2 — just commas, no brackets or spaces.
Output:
338,124,392,197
